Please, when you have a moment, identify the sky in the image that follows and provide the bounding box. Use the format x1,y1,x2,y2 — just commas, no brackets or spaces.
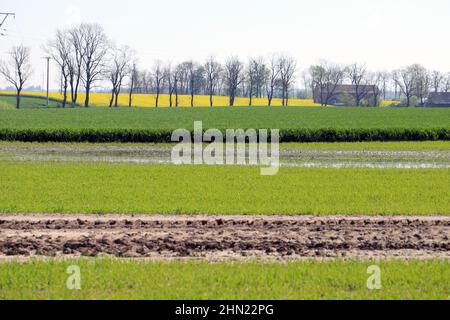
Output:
0,0,449,89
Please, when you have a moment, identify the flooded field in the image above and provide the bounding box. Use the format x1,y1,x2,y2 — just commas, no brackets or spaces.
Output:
1,144,449,169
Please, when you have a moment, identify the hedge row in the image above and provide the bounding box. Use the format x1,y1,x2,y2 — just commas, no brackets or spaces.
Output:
0,128,448,143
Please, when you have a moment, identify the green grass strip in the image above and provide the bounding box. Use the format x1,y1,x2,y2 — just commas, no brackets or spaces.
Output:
0,163,448,215
0,259,448,300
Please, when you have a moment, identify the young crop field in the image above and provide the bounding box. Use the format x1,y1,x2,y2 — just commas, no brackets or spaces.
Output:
0,104,449,143
0,259,448,300
0,95,61,110
1,104,448,130
0,162,448,215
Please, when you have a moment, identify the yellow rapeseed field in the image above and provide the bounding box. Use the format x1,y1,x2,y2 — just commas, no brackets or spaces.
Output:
1,91,397,107
1,91,320,107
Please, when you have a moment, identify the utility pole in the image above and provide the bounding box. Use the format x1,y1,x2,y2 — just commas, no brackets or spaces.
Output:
0,13,15,35
42,57,51,107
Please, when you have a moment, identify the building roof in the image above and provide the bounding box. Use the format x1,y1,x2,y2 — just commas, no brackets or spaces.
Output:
332,84,378,94
428,92,450,104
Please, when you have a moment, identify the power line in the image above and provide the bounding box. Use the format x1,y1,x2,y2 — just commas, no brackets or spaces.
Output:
0,12,15,36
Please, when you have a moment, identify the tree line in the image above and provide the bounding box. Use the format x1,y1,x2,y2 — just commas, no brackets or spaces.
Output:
1,23,449,109
307,62,450,107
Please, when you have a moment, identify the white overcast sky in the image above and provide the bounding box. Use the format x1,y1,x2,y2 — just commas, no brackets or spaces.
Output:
1,0,449,89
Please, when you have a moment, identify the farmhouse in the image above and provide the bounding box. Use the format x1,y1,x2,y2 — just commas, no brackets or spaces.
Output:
313,84,379,106
426,92,450,107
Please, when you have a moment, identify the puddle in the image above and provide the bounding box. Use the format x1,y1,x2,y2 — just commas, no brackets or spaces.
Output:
0,145,449,169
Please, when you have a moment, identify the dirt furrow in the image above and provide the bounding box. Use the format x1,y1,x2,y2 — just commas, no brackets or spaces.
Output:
0,215,448,260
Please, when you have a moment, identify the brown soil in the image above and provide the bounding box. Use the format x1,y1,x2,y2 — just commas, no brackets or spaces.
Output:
0,215,448,260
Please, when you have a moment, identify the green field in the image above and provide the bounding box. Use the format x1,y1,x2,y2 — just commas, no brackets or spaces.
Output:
0,94,62,110
0,106,449,130
0,259,448,300
0,162,447,215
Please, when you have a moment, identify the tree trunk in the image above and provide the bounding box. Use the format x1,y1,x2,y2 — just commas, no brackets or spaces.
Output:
16,90,21,109
155,91,159,108
209,85,213,107
230,91,235,107
268,88,273,107
115,89,120,108
62,83,68,108
286,89,289,107
85,86,90,108
109,90,115,108
69,77,75,107
74,75,80,105
128,89,133,108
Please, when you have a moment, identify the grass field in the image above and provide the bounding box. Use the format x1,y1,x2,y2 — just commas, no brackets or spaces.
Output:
1,96,448,143
0,95,61,110
0,105,449,130
0,259,448,300
0,162,447,215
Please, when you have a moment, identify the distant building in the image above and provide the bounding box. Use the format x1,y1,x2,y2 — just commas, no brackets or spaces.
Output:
427,92,450,107
313,84,379,106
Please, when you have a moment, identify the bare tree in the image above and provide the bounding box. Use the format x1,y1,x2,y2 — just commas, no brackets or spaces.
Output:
412,65,430,106
301,70,313,99
370,72,385,106
224,57,244,107
128,61,140,107
152,60,165,108
140,71,152,94
173,64,184,107
377,71,390,100
0,45,32,109
68,25,85,106
392,65,417,107
107,46,130,108
347,63,372,106
204,57,222,107
246,58,258,106
46,30,72,108
164,65,174,108
186,62,204,107
279,55,297,106
253,58,268,99
445,73,450,93
266,55,281,107
430,70,445,93
184,61,195,107
310,61,346,106
78,23,110,108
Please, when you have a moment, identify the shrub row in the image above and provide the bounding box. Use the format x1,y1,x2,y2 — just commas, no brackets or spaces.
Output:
0,128,448,143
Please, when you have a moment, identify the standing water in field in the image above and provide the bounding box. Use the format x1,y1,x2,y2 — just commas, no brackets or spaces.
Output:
0,144,449,169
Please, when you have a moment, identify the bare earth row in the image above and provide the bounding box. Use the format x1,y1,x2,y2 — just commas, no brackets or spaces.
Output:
0,215,448,261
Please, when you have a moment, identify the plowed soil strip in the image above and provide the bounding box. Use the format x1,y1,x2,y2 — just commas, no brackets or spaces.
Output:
0,215,448,260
